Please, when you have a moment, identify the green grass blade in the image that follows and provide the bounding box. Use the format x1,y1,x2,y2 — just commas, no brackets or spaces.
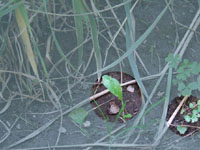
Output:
124,1,149,99
0,0,23,18
72,0,84,66
154,67,172,141
81,0,102,78
123,67,168,143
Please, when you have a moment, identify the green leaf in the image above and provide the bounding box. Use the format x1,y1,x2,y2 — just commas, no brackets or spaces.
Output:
184,115,191,122
178,82,185,91
184,69,191,77
188,82,198,90
192,109,198,115
165,53,174,62
176,74,187,81
165,53,181,69
177,66,184,74
197,100,200,105
180,109,185,114
68,108,88,126
189,103,195,109
177,125,187,134
191,115,198,123
181,88,191,96
173,79,178,85
191,62,200,75
123,113,132,119
102,75,123,101
183,59,189,65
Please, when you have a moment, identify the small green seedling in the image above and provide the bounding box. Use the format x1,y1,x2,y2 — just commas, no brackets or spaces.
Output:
102,75,132,120
183,100,200,123
166,53,200,134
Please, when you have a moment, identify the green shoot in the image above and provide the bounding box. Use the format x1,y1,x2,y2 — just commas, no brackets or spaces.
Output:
102,75,123,102
183,100,200,123
102,75,132,120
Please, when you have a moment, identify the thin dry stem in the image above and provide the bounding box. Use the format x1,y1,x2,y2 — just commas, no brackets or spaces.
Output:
167,96,189,127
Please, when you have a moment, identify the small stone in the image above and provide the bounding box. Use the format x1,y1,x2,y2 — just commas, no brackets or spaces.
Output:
108,102,120,114
127,85,135,93
83,120,91,127
59,126,66,133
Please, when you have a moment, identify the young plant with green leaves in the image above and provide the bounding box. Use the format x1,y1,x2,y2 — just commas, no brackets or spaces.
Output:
102,75,132,120
182,100,200,123
165,53,200,134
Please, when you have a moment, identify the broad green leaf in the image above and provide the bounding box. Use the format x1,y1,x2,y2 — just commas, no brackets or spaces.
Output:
102,75,123,101
177,66,184,74
165,53,181,69
198,105,200,112
197,100,200,105
178,82,185,91
181,88,191,96
189,103,195,109
191,115,198,123
192,109,198,115
68,108,88,126
184,115,191,122
191,62,200,74
173,79,178,85
183,59,189,65
188,82,198,90
176,74,186,81
184,69,191,77
177,125,187,134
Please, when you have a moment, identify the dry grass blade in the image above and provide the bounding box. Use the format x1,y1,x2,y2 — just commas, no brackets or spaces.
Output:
15,6,39,77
